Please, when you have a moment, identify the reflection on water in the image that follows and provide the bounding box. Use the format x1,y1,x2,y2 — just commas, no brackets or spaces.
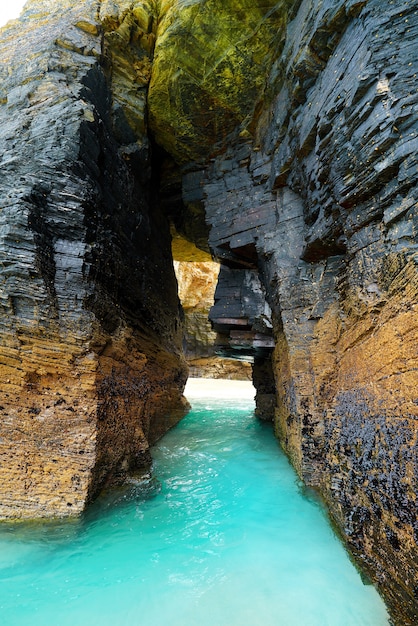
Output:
0,395,390,626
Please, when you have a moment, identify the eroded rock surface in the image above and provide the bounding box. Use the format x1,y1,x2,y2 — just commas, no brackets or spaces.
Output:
174,258,251,380
0,0,188,518
201,2,417,622
148,0,294,163
0,1,417,623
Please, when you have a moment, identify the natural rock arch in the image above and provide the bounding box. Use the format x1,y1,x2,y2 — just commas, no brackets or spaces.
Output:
0,1,417,624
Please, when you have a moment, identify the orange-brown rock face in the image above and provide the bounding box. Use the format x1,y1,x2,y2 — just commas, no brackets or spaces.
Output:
0,0,188,518
173,258,251,380
0,308,187,519
320,256,418,615
0,328,188,519
90,329,189,503
0,331,98,518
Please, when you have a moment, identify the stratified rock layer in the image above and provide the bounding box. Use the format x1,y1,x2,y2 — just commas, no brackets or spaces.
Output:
0,1,417,623
0,0,188,518
201,1,417,622
174,258,251,379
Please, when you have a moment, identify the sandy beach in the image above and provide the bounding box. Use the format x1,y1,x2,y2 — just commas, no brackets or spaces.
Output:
184,377,255,400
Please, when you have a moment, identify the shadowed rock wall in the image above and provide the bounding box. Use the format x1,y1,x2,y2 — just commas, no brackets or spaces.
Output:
0,0,188,518
148,0,296,164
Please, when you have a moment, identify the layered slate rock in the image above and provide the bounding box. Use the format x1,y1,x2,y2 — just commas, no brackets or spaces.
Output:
200,1,418,623
0,0,417,623
0,0,188,518
171,229,251,380
263,6,418,623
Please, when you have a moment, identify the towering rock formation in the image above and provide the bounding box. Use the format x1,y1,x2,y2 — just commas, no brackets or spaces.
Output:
0,0,188,519
0,1,416,623
202,3,418,623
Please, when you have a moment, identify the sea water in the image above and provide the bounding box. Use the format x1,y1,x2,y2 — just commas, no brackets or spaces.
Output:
0,390,390,626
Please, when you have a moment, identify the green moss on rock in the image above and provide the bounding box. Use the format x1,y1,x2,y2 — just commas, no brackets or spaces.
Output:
148,0,291,163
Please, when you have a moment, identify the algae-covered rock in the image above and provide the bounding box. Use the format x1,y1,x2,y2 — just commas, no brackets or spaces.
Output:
148,0,292,163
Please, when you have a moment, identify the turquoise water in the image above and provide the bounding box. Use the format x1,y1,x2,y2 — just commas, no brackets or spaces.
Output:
0,395,390,626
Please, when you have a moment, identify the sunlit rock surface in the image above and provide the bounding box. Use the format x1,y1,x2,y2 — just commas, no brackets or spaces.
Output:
0,1,417,623
174,258,251,380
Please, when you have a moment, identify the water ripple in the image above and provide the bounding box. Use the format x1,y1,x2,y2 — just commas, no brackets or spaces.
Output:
0,399,390,626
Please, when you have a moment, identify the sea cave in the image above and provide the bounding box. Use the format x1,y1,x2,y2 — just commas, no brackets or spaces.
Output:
0,1,417,623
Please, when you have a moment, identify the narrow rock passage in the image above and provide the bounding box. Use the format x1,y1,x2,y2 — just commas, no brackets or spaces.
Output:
0,382,389,625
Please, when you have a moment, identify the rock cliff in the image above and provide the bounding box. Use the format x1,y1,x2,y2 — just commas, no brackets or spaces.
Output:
0,0,188,518
0,1,417,623
202,2,418,622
